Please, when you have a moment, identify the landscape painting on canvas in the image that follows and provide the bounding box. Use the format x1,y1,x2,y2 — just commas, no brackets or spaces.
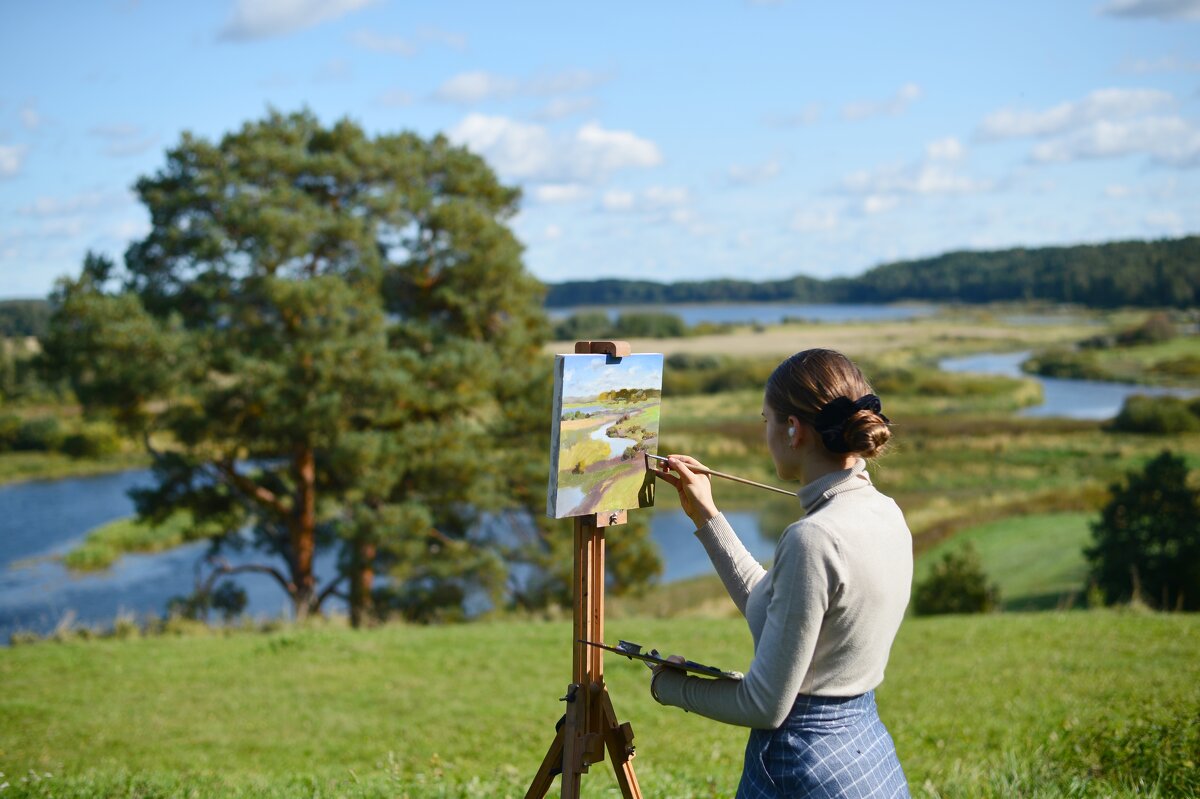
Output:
547,353,664,518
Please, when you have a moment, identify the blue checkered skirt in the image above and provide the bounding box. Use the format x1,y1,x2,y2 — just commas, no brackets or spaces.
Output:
735,691,909,799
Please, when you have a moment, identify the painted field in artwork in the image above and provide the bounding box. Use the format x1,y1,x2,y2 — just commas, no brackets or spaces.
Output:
548,353,664,518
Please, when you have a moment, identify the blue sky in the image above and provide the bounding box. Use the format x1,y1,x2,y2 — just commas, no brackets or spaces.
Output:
562,354,664,400
1,0,1198,300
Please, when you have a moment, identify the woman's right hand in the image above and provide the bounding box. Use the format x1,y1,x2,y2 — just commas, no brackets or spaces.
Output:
655,454,720,528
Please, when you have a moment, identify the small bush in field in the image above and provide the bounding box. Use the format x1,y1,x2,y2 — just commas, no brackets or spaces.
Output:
1108,394,1200,435
913,543,1000,615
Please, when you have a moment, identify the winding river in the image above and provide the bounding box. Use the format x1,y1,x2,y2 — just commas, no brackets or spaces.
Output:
2,347,1196,641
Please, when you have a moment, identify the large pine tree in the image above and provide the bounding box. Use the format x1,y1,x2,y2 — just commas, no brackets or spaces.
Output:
44,109,661,624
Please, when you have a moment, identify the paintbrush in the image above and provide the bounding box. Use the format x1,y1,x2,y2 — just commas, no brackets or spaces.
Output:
645,453,796,497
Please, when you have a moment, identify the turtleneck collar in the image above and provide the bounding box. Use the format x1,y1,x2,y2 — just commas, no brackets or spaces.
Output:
797,458,871,514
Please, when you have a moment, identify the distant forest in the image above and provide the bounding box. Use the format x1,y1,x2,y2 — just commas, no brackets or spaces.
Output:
3,236,1197,337
545,236,1200,309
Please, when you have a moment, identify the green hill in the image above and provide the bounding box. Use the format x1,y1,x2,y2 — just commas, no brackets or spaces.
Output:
1,612,1195,797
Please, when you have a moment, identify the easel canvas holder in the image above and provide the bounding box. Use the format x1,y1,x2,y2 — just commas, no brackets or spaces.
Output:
526,341,645,799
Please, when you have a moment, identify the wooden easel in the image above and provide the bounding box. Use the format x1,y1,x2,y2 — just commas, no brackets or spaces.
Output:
526,340,645,799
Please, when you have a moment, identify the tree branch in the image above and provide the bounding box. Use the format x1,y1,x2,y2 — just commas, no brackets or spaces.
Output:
216,460,290,517
313,574,349,611
202,557,295,597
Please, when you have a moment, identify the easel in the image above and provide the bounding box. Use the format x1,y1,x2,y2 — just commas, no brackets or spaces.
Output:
526,340,645,799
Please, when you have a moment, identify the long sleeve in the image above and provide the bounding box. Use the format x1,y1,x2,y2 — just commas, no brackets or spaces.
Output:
654,520,842,729
693,512,768,616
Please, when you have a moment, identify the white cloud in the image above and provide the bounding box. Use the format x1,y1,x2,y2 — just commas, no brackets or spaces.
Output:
19,190,128,216
977,88,1174,139
0,144,26,178
434,71,520,103
313,58,351,82
543,224,562,240
642,186,690,207
862,195,899,215
349,25,466,56
790,207,840,232
376,89,413,107
925,137,964,161
1121,54,1200,73
727,158,782,185
350,30,416,56
598,187,689,213
601,190,636,211
448,114,662,182
532,97,598,121
1029,116,1200,166
89,123,157,157
433,68,612,105
219,0,375,41
20,102,41,131
1144,210,1184,230
415,26,467,51
526,69,611,96
842,162,992,198
1099,0,1200,21
764,104,822,128
531,183,589,204
842,83,922,121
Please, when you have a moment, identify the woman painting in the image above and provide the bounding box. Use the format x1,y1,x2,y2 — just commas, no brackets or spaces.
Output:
651,348,912,798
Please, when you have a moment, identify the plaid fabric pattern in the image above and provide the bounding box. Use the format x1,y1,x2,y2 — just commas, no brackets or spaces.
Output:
735,691,909,799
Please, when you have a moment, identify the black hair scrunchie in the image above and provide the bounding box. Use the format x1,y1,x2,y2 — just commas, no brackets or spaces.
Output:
812,394,890,453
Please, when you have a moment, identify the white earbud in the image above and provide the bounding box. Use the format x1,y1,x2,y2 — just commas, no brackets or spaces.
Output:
787,427,796,437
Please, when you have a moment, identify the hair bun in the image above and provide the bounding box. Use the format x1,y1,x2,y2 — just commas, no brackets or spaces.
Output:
841,410,891,458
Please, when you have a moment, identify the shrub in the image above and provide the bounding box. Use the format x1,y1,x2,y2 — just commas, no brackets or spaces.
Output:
1108,394,1200,435
1117,311,1177,345
0,413,21,451
552,311,612,341
14,416,64,452
60,422,122,459
613,311,687,338
913,543,1000,615
1086,450,1200,610
1150,354,1200,379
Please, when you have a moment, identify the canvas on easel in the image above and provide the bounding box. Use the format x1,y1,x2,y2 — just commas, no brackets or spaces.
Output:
547,352,664,518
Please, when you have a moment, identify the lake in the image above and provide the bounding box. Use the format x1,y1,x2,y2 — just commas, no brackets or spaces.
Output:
0,468,776,642
548,302,937,326
938,351,1199,419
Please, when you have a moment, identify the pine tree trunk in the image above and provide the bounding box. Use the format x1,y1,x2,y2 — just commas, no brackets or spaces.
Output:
349,539,376,628
292,445,317,618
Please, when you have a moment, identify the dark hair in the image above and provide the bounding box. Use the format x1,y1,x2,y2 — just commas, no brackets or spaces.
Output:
765,348,891,458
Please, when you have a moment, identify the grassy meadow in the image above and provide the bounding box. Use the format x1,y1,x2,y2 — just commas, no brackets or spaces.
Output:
0,613,1196,798
3,305,1199,796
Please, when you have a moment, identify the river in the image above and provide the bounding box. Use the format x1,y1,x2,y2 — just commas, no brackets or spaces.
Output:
938,351,1198,419
3,343,1195,641
0,469,769,642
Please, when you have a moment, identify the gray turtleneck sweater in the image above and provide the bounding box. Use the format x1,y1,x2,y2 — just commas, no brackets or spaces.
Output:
652,459,913,729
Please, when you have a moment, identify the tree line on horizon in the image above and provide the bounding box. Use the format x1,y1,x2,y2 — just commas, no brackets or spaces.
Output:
543,235,1200,309
4,235,1198,340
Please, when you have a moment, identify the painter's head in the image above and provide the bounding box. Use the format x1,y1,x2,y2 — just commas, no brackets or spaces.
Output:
764,348,892,460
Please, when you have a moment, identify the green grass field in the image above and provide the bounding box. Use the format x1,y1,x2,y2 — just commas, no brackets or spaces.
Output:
0,612,1196,798
914,513,1095,611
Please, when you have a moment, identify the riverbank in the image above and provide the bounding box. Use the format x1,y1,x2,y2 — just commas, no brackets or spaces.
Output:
1,611,1196,797
0,450,148,486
